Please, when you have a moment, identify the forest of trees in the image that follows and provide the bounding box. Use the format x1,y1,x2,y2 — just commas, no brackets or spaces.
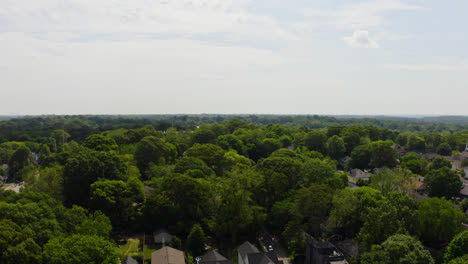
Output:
0,115,468,264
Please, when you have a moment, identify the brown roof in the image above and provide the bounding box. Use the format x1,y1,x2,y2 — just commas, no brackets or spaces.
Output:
151,247,185,264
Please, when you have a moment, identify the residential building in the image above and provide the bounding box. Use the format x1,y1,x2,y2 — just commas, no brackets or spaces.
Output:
151,246,185,264
199,249,233,264
304,234,348,264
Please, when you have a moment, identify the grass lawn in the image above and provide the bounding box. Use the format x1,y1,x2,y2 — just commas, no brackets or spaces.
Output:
117,238,140,259
143,244,160,264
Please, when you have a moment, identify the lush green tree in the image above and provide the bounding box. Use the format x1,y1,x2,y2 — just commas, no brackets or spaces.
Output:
429,157,452,170
25,166,64,201
160,174,210,231
223,150,253,169
327,188,360,237
187,224,207,256
361,234,434,264
348,144,371,169
135,136,176,176
327,126,345,137
270,199,292,231
444,231,468,264
356,199,405,251
216,134,244,154
326,135,346,160
174,156,214,177
369,140,396,168
448,255,468,264
401,153,422,175
63,149,127,206
209,170,265,245
370,168,414,196
289,184,333,236
437,142,452,156
415,197,464,245
38,144,51,162
185,144,226,174
407,134,426,151
82,212,113,238
0,219,42,264
342,131,360,155
82,134,118,152
429,156,453,170
298,158,335,187
127,176,145,203
0,192,65,245
43,234,118,264
51,129,70,152
8,145,31,181
192,126,217,144
304,130,327,153
259,138,283,157
89,180,133,228
425,167,462,199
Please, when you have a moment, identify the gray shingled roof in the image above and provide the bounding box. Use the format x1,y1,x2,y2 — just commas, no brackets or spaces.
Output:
238,241,260,258
200,250,233,264
121,256,138,264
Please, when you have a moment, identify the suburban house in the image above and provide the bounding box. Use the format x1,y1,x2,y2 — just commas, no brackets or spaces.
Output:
347,169,370,183
121,256,138,264
461,184,468,200
199,249,233,264
153,229,173,245
151,246,185,264
237,241,282,264
304,234,348,264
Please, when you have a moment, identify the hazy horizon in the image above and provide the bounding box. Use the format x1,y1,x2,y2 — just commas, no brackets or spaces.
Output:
2,0,468,115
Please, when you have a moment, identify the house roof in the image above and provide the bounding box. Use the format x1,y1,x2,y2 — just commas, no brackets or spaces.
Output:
151,246,185,264
238,241,259,258
461,151,468,159
461,185,468,196
121,256,138,264
247,253,275,264
347,169,370,179
200,250,233,264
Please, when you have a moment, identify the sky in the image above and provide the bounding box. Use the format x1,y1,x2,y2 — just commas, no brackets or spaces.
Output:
1,0,468,115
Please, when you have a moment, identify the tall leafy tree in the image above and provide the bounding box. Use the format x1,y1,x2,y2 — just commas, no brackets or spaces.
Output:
187,224,207,256
361,234,434,264
82,134,118,152
444,231,468,264
326,135,346,160
43,235,118,264
415,197,464,245
425,167,462,199
63,149,127,206
8,145,31,181
135,136,176,177
304,130,327,154
89,180,133,228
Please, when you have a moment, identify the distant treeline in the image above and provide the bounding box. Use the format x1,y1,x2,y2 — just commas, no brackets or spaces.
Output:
0,114,468,143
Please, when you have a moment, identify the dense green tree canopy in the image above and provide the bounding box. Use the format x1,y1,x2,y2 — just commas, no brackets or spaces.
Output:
425,167,463,199
82,134,118,152
361,234,434,264
415,197,464,245
444,231,468,264
43,234,118,264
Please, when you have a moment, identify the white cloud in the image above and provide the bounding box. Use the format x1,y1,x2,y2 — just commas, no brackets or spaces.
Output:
384,64,468,72
303,0,424,29
0,0,297,42
344,30,378,48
